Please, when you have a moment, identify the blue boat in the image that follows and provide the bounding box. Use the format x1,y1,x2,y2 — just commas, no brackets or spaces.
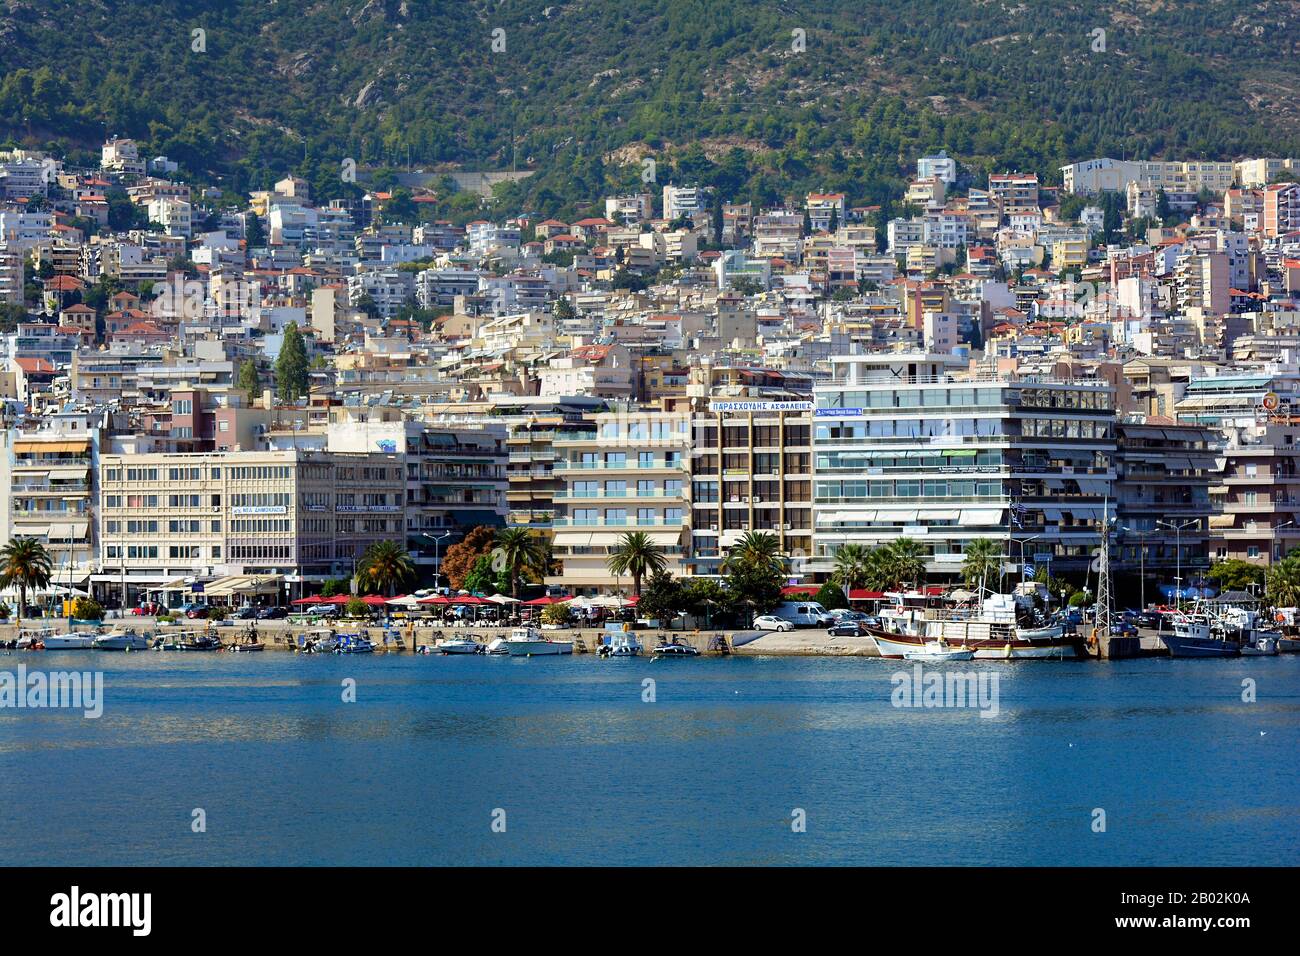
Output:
1159,613,1239,657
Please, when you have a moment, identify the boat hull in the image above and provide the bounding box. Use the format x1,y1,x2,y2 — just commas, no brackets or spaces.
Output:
868,628,1081,660
506,640,573,656
1159,633,1240,657
42,635,96,649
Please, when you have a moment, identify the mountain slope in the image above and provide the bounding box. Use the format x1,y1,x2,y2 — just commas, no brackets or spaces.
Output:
1,0,1297,214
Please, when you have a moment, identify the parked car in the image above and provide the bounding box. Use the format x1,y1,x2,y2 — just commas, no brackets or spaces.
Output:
306,604,338,618
181,603,209,619
825,608,867,624
827,619,868,637
231,607,259,620
769,601,834,628
131,602,161,616
752,615,793,632
1134,611,1161,629
256,606,288,620
1110,620,1138,636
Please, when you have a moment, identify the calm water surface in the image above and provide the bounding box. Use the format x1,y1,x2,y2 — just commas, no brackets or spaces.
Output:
1,651,1297,865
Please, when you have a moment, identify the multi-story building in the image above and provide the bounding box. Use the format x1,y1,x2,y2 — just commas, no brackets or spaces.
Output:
810,353,1117,579
688,392,813,575
94,449,407,603
1114,420,1219,589
1262,183,1299,238
662,184,703,222
917,151,958,185
1061,158,1236,196
547,410,693,592
8,423,98,590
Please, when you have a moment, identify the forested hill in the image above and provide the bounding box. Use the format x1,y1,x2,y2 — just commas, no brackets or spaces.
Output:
1,0,1297,216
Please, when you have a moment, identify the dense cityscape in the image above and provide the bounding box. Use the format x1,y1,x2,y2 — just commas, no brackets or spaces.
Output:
0,140,1298,626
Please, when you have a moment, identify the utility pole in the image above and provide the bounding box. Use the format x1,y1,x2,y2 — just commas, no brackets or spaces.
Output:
1095,500,1112,646
1159,518,1198,605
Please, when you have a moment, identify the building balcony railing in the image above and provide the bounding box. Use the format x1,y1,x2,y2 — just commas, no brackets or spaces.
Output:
553,516,686,528
554,460,687,472
554,488,685,500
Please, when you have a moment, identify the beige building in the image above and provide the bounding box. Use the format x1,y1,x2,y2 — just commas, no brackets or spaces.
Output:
95,449,405,603
547,411,692,592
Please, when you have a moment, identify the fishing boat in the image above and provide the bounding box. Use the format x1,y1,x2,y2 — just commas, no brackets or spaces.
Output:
902,640,976,662
16,627,58,649
505,626,573,656
1278,635,1300,653
92,628,151,651
437,636,482,655
1159,610,1239,657
869,591,1082,660
652,637,700,657
156,631,223,651
42,632,97,650
228,640,265,652
599,633,643,657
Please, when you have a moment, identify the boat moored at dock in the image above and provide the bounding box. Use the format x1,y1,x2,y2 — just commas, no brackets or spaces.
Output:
505,626,573,656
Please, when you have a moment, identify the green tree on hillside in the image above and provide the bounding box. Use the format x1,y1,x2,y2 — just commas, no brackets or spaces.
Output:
275,321,309,400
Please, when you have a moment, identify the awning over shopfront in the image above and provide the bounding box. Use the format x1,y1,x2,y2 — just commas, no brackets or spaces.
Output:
202,574,284,597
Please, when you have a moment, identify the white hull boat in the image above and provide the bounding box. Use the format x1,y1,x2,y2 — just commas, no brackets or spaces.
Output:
599,634,643,657
505,626,572,656
903,641,975,662
92,630,151,651
42,633,97,650
438,638,482,655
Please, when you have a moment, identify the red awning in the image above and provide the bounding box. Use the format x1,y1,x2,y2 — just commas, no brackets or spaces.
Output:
522,595,571,605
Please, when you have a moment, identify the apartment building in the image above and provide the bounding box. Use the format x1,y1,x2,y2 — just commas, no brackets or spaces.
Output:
810,353,1117,578
1235,157,1300,189
1262,183,1299,238
547,411,693,591
94,449,407,602
9,425,97,588
1061,158,1236,196
1113,420,1219,585
688,394,813,575
662,184,704,222
989,174,1039,217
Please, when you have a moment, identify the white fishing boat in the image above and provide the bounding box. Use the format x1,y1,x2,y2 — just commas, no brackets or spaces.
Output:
870,592,1081,660
1239,637,1279,656
333,634,375,654
92,628,151,651
16,627,58,649
438,636,482,655
599,633,643,657
505,626,572,656
485,636,510,655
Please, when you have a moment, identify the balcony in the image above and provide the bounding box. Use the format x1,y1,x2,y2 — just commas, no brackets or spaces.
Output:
554,460,686,472
554,488,685,500
553,516,687,528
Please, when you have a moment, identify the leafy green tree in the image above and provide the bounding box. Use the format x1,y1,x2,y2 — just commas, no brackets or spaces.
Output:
0,537,52,620
636,569,684,624
344,596,369,618
237,358,261,397
1207,559,1266,592
814,581,848,610
606,531,667,596
464,553,509,595
833,543,872,591
1266,554,1300,609
681,577,726,625
725,559,784,620
882,538,927,591
245,212,265,249
275,321,309,400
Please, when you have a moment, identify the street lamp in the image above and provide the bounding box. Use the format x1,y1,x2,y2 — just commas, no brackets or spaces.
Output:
1119,525,1153,611
1014,534,1041,585
1159,518,1198,604
1272,520,1294,563
431,531,453,590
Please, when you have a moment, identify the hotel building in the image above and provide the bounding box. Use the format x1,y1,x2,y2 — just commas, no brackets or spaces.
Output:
810,354,1117,579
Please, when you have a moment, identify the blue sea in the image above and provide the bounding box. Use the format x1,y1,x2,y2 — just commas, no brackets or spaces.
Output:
1,650,1297,866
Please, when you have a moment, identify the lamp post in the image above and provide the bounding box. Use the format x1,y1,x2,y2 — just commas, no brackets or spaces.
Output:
431,531,452,590
1272,519,1294,564
1159,518,1198,605
1015,534,1041,585
1119,525,1153,611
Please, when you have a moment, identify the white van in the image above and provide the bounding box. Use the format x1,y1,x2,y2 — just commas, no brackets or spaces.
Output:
770,601,834,628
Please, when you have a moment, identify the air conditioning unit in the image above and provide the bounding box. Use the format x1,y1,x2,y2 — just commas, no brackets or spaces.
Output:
783,523,792,530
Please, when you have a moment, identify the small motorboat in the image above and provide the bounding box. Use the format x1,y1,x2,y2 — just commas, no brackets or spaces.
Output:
505,626,573,656
652,638,700,658
1239,636,1279,656
599,633,643,657
228,640,266,653
16,628,55,650
42,632,97,650
485,636,510,655
903,640,975,662
92,629,151,651
438,636,482,655
333,634,375,654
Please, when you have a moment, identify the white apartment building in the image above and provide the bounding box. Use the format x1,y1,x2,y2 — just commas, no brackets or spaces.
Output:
917,151,958,185
663,184,704,222
1061,158,1236,195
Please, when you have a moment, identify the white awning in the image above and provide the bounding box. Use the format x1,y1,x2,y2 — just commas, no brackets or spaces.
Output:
552,531,595,546
917,509,961,521
47,467,88,480
46,521,89,539
881,509,919,522
960,509,1006,526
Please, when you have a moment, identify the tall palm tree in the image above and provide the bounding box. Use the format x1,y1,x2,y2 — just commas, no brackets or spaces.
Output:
883,538,927,591
492,527,546,599
606,531,668,596
1266,555,1300,609
0,536,52,621
961,538,1002,593
832,543,872,591
355,540,416,596
723,530,785,576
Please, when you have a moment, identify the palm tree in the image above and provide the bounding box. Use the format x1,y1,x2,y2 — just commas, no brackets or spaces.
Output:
832,543,872,591
0,536,53,621
492,527,546,599
1266,555,1300,609
355,540,416,596
883,538,927,591
722,530,785,576
961,538,1002,593
606,531,668,596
